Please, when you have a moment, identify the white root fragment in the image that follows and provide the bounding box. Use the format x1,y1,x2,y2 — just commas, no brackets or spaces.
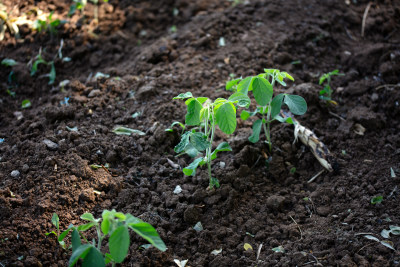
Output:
292,118,334,172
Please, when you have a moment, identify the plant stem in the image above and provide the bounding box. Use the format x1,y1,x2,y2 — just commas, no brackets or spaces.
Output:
96,225,102,250
206,107,216,187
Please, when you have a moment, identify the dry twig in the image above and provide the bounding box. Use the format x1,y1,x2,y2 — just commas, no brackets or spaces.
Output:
361,2,372,37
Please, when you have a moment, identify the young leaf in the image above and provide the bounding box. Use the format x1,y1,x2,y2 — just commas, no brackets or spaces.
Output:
165,121,185,132
248,119,262,143
71,229,81,253
184,144,200,158
283,94,307,115
281,72,294,81
51,213,60,229
183,157,204,176
174,131,190,153
127,222,167,252
173,92,193,100
228,92,251,107
58,228,72,242
371,196,383,204
48,62,56,85
1,58,18,66
270,94,284,119
80,213,96,222
109,225,130,263
21,99,32,109
190,132,209,152
240,110,250,120
211,142,232,160
82,246,105,267
185,99,202,126
252,77,273,106
237,76,253,95
209,177,220,189
125,214,142,225
275,115,294,124
215,102,237,134
69,244,92,267
77,222,95,232
226,78,241,91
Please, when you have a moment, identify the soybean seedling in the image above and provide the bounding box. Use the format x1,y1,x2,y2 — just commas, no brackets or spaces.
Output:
33,11,65,37
318,69,344,105
173,91,249,189
45,213,68,249
229,69,307,152
49,210,166,267
1,58,18,96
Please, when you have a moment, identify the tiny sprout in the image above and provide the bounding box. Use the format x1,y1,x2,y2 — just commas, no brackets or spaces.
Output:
371,196,383,204
318,69,344,105
290,167,296,174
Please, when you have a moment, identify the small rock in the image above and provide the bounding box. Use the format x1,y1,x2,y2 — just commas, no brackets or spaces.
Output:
11,170,20,178
106,150,118,163
88,89,101,98
317,206,331,217
43,139,58,151
136,81,157,99
266,195,286,212
22,164,29,173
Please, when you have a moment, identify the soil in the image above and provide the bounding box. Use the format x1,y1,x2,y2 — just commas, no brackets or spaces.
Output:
1,0,400,266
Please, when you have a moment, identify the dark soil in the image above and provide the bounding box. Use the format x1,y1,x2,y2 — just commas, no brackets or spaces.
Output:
1,0,400,266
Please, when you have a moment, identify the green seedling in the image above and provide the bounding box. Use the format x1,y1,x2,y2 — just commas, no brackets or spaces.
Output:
49,210,166,267
45,213,68,249
29,41,70,85
371,196,383,204
165,121,185,134
318,69,344,105
1,58,18,96
228,69,307,152
0,7,20,40
21,99,31,108
69,0,87,17
173,91,248,189
33,11,65,37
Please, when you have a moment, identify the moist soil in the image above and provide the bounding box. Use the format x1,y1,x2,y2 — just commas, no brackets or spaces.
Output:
1,0,400,266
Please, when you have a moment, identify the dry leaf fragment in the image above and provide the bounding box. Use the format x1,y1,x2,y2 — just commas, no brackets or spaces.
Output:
353,123,366,135
244,243,253,251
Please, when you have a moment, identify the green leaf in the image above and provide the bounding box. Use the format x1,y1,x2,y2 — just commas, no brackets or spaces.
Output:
252,77,273,106
105,253,114,264
80,213,95,222
69,244,92,267
109,225,130,263
31,58,47,76
1,58,18,66
371,196,383,204
248,119,263,143
174,131,190,153
58,228,71,242
199,107,210,121
197,97,209,104
237,76,253,94
209,177,220,189
184,144,199,158
112,126,145,136
165,121,185,132
275,115,294,124
77,222,95,232
283,94,307,115
211,142,232,160
228,92,251,107
281,72,294,81
215,102,237,134
185,99,202,126
71,229,81,253
51,213,60,229
21,99,31,109
128,222,167,252
45,230,57,236
270,94,284,119
48,62,56,85
101,217,110,235
183,157,204,176
82,246,105,267
226,78,241,91
190,132,209,152
240,110,250,120
173,92,192,100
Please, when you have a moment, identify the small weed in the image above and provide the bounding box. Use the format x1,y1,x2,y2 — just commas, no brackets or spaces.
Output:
68,0,87,17
318,69,344,105
33,11,65,37
21,99,31,109
47,210,166,266
371,195,383,204
1,58,18,96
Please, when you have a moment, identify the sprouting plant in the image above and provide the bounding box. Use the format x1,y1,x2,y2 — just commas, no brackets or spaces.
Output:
48,210,166,267
1,58,18,96
90,0,109,23
33,11,65,37
228,69,307,152
45,213,68,249
68,0,88,17
371,196,383,204
318,69,344,105
0,7,20,41
173,91,248,189
29,40,70,85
